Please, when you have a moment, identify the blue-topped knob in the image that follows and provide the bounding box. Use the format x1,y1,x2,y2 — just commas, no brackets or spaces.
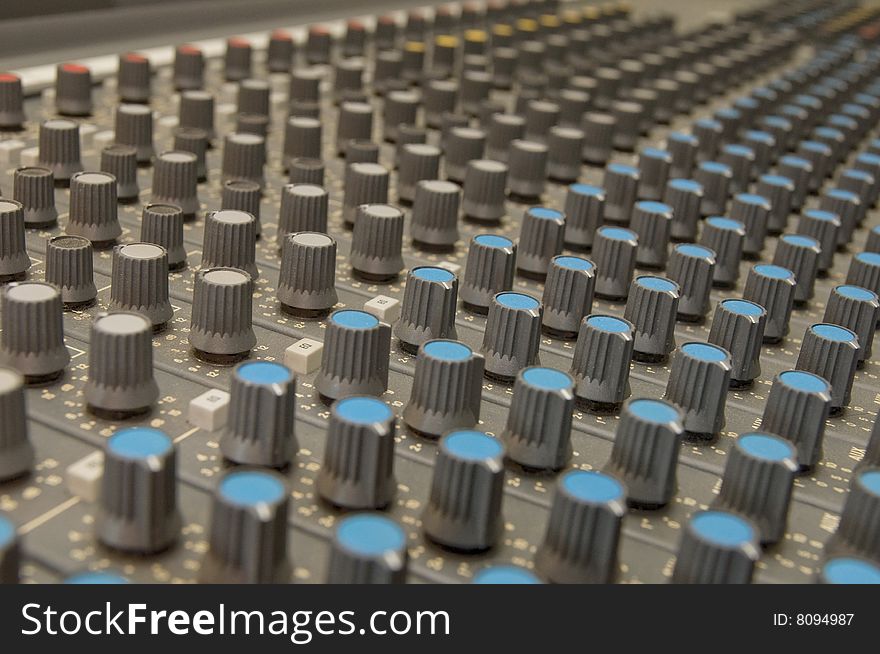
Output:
395,266,459,354
0,513,19,584
563,183,604,250
795,323,859,415
630,201,672,269
715,432,798,545
200,469,291,583
708,299,766,388
743,264,796,344
517,207,565,279
422,430,505,551
667,132,698,179
664,342,731,440
824,285,879,366
624,275,680,363
637,147,672,201
846,251,880,300
404,340,484,438
65,571,129,584
699,216,745,288
461,234,517,314
97,427,181,553
818,556,880,584
776,155,812,210
694,161,732,217
604,398,684,508
602,163,639,224
472,566,542,584
570,315,634,412
327,513,408,584
667,243,716,322
535,470,626,583
671,510,759,584
316,310,392,401
481,292,543,381
541,255,596,338
773,234,821,306
826,468,880,563
501,366,574,470
318,396,396,509
755,174,794,235
663,178,702,242
593,226,638,301
761,370,831,471
730,193,770,259
796,209,840,275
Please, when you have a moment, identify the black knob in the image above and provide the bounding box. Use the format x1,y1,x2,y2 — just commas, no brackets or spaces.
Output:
395,267,458,354
12,166,57,228
570,315,634,412
0,282,69,383
97,427,180,553
0,367,33,481
715,432,798,545
189,267,255,364
604,398,684,508
221,361,297,468
44,235,96,308
403,340,483,438
422,430,505,551
795,323,860,415
277,232,337,318
316,310,391,402
535,469,626,583
200,469,291,583
481,292,543,381
151,151,200,218
501,366,574,470
267,30,295,73
38,119,83,184
223,37,252,81
85,310,159,419
326,513,408,584
671,509,759,584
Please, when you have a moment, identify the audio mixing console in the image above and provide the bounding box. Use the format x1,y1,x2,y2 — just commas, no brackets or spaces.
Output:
0,0,879,586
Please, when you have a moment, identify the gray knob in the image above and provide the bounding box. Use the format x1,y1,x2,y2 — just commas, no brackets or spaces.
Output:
570,315,634,412
283,116,322,168
824,285,879,365
350,204,404,281
580,111,615,164
820,188,861,248
610,100,643,151
593,226,638,301
826,468,880,562
66,172,120,247
189,267,255,364
221,132,265,188
327,514,408,584
563,183,604,251
201,209,258,280
541,255,596,338
336,102,374,154
715,432,798,545
0,73,24,129
37,119,83,184
718,144,755,195
45,235,96,308
796,140,832,192
403,340,483,438
288,66,322,103
0,201,29,283
97,426,180,553
343,162,389,226
171,132,206,178
535,469,625,583
55,62,92,116
507,139,548,199
151,151,200,218
0,367,33,481
693,118,722,160
665,342,731,440
221,361,297,467
395,267,458,353
422,430,505,551
481,292,543,382
602,163,639,224
501,366,574,470
846,251,880,298
756,173,795,235
637,147,672,201
200,469,291,583
288,157,325,185
278,184,328,239
761,370,831,471
486,113,525,163
671,509,759,584
114,104,153,164
267,30,295,73
423,79,457,128
546,126,584,184
178,91,214,140
382,89,420,142
624,275,679,363
773,234,821,306
100,145,139,202
795,323,860,415
604,398,683,508
694,161,732,217
699,216,745,288
445,127,486,182
708,299,766,388
221,179,262,237
172,44,204,90
667,243,715,322
462,159,507,222
12,166,57,228
796,209,840,275
0,512,19,582
839,169,875,217
776,155,812,210
516,206,564,278
663,178,702,242
85,312,159,418
730,193,770,259
141,204,186,271
0,282,69,383
398,144,441,203
316,310,391,401
345,139,379,164
667,132,698,179
236,78,269,116
818,556,880,584
277,232,337,318
630,201,672,269
459,70,492,115
461,234,516,313
410,180,460,250
223,37,252,81
742,264,796,344
524,99,560,143
109,243,172,329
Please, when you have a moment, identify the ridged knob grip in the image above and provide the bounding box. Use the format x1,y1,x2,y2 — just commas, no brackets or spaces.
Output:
826,468,880,562
45,235,96,308
277,232,337,317
350,204,404,281
109,243,172,329
823,285,879,365
316,310,391,401
671,510,759,584
0,73,24,129
461,234,516,312
55,62,92,116
221,132,265,188
541,256,595,338
462,159,507,222
742,264,796,344
795,323,860,415
664,342,731,439
38,119,83,183
593,226,638,301
395,267,458,353
480,292,543,381
773,234,820,305
327,514,408,584
624,275,679,363
707,299,766,387
410,180,460,249
67,172,120,246
141,204,186,270
664,179,702,242
189,267,256,363
201,209,258,280
0,367,33,481
563,183,604,250
699,217,745,288
100,145,139,201
151,151,200,217
12,166,57,228
0,282,69,383
570,315,634,412
343,163,389,226
114,104,154,163
0,201,29,282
